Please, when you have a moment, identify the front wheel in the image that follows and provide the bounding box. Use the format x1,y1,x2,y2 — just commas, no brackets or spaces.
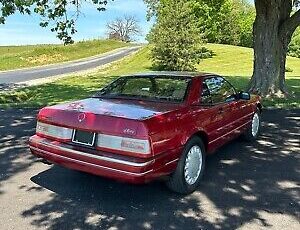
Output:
243,111,261,141
166,136,206,194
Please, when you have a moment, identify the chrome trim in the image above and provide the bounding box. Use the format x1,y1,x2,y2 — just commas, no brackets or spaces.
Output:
71,129,96,147
216,112,254,132
30,138,154,167
30,146,153,176
209,120,251,144
165,158,179,166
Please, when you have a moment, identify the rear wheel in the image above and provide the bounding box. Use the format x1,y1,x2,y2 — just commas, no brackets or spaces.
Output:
243,110,261,141
166,136,206,194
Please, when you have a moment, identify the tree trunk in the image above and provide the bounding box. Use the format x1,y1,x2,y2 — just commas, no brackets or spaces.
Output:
278,32,293,94
249,0,300,97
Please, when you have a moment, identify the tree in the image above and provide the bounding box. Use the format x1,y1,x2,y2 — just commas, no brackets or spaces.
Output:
144,0,159,20
0,0,112,44
106,15,141,42
146,0,300,96
148,0,206,71
1,1,299,97
233,0,255,47
146,0,255,47
288,27,300,58
249,0,300,96
193,0,240,45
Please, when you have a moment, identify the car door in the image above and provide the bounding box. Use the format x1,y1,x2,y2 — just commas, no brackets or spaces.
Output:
213,77,253,138
201,76,242,147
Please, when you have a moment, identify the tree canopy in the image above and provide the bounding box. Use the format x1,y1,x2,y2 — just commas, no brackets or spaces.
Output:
148,0,209,71
0,0,111,44
106,15,141,42
288,27,300,58
145,0,255,48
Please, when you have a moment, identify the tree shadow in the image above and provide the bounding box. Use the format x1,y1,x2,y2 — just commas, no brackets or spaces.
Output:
0,108,37,194
16,109,300,229
0,75,118,106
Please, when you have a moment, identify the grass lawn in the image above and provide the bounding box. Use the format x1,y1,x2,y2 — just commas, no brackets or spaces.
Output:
0,44,299,108
0,39,129,71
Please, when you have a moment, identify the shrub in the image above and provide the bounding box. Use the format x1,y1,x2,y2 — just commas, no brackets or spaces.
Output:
148,0,207,71
288,28,300,58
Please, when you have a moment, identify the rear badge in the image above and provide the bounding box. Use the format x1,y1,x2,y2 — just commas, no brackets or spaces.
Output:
123,128,136,136
68,102,84,111
78,113,86,123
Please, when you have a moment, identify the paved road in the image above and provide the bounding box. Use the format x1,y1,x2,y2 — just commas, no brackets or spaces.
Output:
0,109,299,230
0,46,140,84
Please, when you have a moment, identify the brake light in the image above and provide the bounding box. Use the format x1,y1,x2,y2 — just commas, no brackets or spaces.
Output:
36,121,72,140
97,134,150,155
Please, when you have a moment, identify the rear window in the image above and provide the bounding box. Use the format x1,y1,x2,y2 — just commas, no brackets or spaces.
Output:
96,76,191,102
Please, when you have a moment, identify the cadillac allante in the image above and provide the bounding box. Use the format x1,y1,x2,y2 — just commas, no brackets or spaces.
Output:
29,72,262,194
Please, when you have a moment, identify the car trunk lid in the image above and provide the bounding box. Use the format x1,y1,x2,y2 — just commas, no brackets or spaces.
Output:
37,98,183,138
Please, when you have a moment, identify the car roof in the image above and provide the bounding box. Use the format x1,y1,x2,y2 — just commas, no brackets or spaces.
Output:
123,71,212,78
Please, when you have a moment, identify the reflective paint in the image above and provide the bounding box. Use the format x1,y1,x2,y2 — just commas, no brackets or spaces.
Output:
29,73,261,184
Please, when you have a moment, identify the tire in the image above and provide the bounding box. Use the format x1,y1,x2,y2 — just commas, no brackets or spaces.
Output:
243,110,261,142
166,136,206,194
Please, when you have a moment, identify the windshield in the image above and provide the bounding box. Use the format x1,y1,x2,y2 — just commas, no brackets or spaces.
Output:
94,76,191,102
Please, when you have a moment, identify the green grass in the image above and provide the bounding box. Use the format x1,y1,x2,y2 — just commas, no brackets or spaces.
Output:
0,44,299,108
198,43,300,78
0,39,129,71
197,44,300,108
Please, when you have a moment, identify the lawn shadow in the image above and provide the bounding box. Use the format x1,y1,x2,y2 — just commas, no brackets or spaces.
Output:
21,109,300,229
0,74,118,106
23,78,114,106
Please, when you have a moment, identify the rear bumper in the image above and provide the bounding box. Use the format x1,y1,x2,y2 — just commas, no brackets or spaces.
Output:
29,135,156,183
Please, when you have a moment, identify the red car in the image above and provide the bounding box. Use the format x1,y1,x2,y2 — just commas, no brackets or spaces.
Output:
29,72,262,194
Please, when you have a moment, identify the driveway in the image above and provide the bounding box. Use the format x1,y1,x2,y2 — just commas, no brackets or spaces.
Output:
0,46,140,85
0,109,299,230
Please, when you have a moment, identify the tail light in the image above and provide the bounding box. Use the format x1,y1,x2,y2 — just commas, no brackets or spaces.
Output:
36,122,151,155
97,134,151,155
36,121,72,140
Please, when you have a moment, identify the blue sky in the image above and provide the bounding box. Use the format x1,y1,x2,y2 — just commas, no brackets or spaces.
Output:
0,0,152,45
0,0,253,46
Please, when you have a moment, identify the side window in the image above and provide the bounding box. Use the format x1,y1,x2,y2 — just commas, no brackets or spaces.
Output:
201,82,212,104
203,77,236,104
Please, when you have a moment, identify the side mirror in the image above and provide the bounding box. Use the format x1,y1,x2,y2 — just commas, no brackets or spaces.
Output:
238,92,251,100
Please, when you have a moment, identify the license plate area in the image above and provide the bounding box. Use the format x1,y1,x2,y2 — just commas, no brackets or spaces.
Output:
72,130,96,147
